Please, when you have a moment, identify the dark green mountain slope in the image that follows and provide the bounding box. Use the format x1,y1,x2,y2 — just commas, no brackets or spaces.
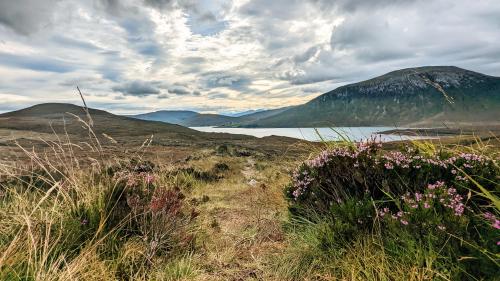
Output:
248,66,500,127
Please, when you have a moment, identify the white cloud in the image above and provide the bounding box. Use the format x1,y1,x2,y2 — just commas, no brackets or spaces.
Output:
0,0,499,114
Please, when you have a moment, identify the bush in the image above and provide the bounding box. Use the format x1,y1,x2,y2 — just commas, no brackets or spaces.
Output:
285,141,500,279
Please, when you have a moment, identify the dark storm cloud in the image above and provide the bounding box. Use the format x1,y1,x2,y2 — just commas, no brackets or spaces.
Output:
0,0,61,35
0,52,75,73
112,80,160,96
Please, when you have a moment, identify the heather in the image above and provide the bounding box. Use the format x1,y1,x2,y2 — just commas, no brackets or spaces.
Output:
281,140,500,279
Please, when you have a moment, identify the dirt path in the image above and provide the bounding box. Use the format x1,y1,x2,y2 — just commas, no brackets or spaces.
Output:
192,156,289,280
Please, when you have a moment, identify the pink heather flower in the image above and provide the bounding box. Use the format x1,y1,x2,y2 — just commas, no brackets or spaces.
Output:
427,181,445,190
396,211,403,217
484,212,495,220
384,162,394,170
497,241,500,246
424,202,430,209
415,193,423,202
401,220,409,225
411,204,418,209
493,220,500,230
451,169,457,174
145,173,155,184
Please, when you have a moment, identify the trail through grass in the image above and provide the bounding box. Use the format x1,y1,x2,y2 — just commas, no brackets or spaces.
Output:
187,155,291,280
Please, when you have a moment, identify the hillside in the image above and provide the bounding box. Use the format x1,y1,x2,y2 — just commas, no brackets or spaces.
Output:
131,110,199,125
0,103,198,137
131,110,239,126
246,66,500,127
0,103,309,153
131,106,294,127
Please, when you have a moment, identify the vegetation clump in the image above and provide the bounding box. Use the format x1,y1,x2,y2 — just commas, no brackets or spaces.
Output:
283,140,500,279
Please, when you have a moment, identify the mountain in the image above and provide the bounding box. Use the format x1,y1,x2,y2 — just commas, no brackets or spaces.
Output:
131,106,295,127
246,66,500,127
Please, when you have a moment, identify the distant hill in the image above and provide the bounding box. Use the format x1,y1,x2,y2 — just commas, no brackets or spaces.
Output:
131,110,199,125
0,103,198,138
131,106,294,127
227,109,266,117
131,110,239,126
245,66,500,127
0,103,305,153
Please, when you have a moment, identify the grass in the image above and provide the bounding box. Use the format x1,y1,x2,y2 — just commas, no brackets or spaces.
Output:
0,120,300,280
0,109,499,280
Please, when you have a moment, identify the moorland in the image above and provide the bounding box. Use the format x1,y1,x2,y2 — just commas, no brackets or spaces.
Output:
0,99,499,280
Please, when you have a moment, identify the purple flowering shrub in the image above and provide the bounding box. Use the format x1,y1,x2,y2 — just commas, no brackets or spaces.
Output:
286,141,498,215
285,141,500,278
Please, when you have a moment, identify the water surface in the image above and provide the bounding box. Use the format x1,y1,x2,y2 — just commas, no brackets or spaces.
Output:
190,127,430,142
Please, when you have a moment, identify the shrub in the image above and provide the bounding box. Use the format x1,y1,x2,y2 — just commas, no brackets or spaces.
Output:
285,141,500,279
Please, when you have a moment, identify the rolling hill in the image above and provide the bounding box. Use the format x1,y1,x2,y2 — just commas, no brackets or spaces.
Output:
0,103,308,159
0,103,269,147
131,106,294,127
132,110,239,126
0,103,197,137
245,66,500,127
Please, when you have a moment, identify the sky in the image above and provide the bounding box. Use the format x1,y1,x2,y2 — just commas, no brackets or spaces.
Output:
0,0,500,114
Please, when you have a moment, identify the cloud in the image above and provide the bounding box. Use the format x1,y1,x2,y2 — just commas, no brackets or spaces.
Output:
168,86,190,95
145,0,229,35
0,52,75,73
168,85,201,96
0,0,61,35
51,35,102,51
112,80,160,96
202,71,251,91
1,0,500,114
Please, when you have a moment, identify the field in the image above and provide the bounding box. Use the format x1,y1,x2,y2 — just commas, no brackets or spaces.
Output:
0,110,499,280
